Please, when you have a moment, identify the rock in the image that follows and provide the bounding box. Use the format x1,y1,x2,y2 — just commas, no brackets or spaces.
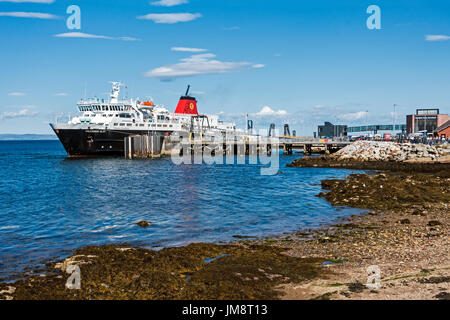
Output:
398,219,411,225
233,235,255,239
137,221,151,228
418,276,450,284
434,292,450,300
411,210,426,216
427,220,442,227
348,282,366,293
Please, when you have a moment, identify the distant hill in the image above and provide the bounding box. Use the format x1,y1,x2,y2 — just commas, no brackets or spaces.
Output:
0,134,58,141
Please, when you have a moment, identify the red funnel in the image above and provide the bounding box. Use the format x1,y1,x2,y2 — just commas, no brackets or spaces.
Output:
174,85,198,115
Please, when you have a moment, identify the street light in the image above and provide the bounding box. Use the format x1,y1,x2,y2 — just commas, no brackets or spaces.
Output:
393,104,397,133
365,110,369,135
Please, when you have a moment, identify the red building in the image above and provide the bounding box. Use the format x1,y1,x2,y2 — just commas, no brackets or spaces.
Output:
406,109,449,134
434,120,450,139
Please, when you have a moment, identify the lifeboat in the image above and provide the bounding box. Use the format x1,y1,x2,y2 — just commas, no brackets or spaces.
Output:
140,101,155,107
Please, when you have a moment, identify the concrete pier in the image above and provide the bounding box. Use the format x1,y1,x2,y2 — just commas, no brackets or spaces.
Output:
125,133,351,159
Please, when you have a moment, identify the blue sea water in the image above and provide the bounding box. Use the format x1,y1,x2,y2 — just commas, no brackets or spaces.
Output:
0,140,362,279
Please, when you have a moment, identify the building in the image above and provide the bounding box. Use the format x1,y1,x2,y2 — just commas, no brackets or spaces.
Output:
348,124,406,134
434,120,450,139
318,122,347,138
406,109,449,134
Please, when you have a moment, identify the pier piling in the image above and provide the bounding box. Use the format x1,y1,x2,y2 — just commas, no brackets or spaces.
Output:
125,135,166,159
125,133,350,159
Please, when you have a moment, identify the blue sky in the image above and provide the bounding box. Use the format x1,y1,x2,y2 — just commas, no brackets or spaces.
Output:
0,0,449,135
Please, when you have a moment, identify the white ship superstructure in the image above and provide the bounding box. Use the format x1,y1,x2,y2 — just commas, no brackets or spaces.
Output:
50,82,237,156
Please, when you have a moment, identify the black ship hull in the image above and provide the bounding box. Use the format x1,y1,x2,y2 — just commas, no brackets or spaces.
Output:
51,128,168,157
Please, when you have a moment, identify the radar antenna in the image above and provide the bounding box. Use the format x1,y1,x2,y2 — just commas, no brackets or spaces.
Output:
109,81,123,103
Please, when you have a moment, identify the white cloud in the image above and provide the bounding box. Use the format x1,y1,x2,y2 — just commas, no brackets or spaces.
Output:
54,32,140,41
0,108,38,120
171,47,207,53
54,32,113,40
337,111,367,121
151,0,188,7
305,104,371,125
252,64,265,69
8,92,25,96
119,36,141,41
389,111,403,121
0,0,54,3
145,53,255,79
54,93,68,97
137,13,201,24
255,106,288,117
0,12,59,19
425,34,450,42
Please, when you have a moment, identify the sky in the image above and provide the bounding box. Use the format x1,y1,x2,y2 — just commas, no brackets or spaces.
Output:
0,0,449,135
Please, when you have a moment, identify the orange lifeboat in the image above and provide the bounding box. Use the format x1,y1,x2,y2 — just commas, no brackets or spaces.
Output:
140,101,155,107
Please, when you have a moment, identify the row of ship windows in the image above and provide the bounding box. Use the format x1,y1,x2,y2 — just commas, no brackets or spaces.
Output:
112,123,174,128
78,105,132,112
80,121,173,128
79,121,232,130
86,121,229,129
84,113,134,118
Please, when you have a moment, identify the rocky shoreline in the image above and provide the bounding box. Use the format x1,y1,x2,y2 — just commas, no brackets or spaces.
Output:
1,146,449,300
280,200,449,300
330,141,449,162
281,150,449,300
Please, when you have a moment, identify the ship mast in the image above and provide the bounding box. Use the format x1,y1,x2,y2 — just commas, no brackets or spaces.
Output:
110,82,122,103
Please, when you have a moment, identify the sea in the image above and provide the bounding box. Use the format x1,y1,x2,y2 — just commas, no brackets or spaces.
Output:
0,140,362,279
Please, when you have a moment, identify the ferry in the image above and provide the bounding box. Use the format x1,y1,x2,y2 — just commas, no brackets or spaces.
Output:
50,82,237,156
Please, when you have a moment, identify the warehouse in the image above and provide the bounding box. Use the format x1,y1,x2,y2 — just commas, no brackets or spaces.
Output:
317,122,347,138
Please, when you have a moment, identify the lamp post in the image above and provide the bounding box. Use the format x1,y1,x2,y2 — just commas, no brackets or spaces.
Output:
366,110,369,137
393,104,397,133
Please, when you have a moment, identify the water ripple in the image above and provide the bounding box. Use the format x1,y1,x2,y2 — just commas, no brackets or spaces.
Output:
0,141,363,279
